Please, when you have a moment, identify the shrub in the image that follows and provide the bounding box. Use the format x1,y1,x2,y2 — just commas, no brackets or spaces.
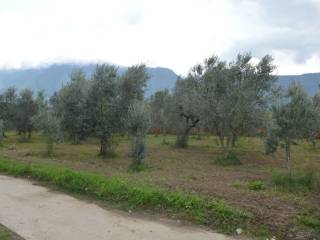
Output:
271,171,317,192
248,181,266,191
215,152,241,166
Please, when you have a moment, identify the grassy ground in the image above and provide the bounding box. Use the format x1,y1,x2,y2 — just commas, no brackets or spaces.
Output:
0,224,24,240
0,132,319,239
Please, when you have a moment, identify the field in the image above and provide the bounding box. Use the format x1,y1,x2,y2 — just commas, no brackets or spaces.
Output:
0,132,319,239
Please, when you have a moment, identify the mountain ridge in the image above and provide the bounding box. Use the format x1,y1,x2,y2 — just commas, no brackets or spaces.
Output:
0,63,178,97
0,63,319,96
276,73,320,95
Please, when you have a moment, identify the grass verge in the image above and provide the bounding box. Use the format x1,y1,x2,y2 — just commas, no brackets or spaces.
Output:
0,224,24,240
0,230,10,240
0,158,272,238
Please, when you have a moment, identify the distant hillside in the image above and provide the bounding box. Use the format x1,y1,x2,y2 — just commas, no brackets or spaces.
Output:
0,63,319,96
278,73,320,95
0,64,178,97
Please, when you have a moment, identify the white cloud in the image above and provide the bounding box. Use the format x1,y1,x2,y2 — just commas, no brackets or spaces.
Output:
0,0,319,75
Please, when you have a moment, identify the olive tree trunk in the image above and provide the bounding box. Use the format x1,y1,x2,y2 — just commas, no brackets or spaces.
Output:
131,132,145,169
175,114,199,148
285,141,292,177
100,138,108,156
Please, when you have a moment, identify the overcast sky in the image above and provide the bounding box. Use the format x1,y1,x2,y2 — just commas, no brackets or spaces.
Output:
0,0,319,75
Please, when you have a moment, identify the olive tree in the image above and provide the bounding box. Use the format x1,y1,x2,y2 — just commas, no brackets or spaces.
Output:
309,89,320,148
198,56,229,146
35,91,47,110
86,64,120,156
0,119,4,144
127,100,151,170
150,89,173,144
16,89,37,139
200,53,276,148
54,70,89,143
173,76,202,148
265,83,315,176
118,64,149,124
33,105,62,156
0,87,18,136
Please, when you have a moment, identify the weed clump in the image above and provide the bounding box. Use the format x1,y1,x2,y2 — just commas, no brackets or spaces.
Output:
248,181,266,191
271,171,317,192
215,152,241,166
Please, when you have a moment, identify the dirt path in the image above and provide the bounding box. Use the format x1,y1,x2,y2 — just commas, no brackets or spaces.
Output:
0,175,238,240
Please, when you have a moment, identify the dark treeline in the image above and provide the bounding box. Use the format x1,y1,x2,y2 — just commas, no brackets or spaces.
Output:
0,53,320,173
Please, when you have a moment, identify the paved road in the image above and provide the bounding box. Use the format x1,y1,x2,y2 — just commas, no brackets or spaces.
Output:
0,175,237,240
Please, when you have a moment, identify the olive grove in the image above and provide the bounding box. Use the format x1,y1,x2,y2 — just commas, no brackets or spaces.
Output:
0,53,319,172
149,53,277,148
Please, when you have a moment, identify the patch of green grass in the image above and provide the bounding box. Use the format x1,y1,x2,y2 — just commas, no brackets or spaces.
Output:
298,208,320,234
0,158,249,234
248,227,272,239
248,181,266,191
214,151,241,166
299,216,320,231
128,162,149,172
0,230,10,240
98,151,117,159
272,171,317,192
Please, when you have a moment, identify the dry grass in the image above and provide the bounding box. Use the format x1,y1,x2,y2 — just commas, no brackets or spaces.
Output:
1,132,319,239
